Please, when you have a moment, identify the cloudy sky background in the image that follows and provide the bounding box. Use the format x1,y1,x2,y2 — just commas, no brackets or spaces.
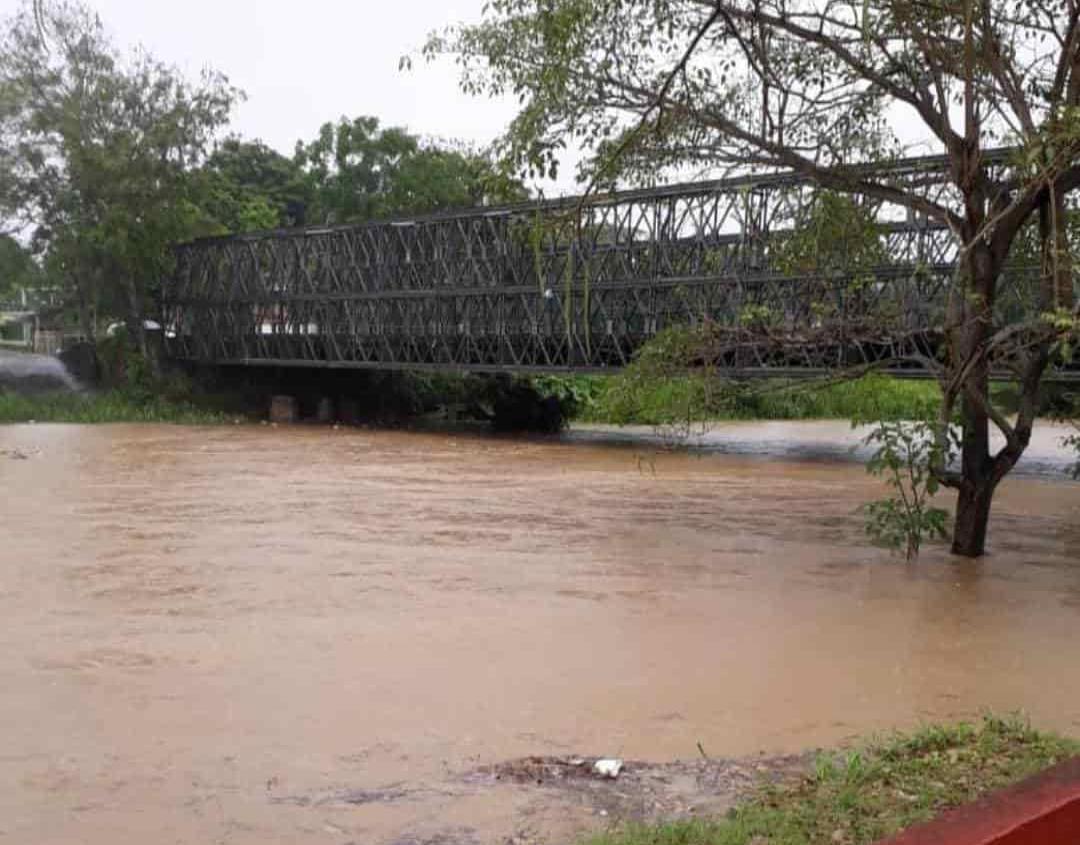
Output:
0,0,942,195
0,0,586,190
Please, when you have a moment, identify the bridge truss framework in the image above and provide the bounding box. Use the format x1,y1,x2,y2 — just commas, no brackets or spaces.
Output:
161,151,1075,379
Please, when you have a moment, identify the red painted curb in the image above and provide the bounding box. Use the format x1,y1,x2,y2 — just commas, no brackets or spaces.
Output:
876,757,1080,845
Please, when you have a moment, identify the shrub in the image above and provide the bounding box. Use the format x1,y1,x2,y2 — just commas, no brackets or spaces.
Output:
862,420,958,560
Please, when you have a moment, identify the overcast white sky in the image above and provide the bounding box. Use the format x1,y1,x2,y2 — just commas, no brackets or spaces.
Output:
0,0,583,186
0,0,941,194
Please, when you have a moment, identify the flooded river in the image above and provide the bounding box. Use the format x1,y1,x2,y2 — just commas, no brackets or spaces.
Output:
1,421,1079,844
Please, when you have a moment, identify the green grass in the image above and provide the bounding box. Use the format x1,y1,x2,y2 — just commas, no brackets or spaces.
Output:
0,390,233,424
535,373,1076,427
533,374,943,426
582,715,1079,845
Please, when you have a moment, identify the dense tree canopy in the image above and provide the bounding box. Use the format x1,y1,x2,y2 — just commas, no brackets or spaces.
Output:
429,0,1080,556
294,116,525,225
195,119,526,234
0,0,237,345
199,139,310,232
0,235,40,299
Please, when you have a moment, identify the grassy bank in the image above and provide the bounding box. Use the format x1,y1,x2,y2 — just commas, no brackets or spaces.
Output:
534,373,1079,427
0,390,232,424
533,373,944,426
583,715,1078,845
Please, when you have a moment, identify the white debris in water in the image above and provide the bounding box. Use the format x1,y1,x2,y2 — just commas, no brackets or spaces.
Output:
593,758,623,779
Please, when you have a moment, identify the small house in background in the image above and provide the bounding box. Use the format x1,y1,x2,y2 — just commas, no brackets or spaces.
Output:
0,288,82,354
0,288,37,349
0,312,34,348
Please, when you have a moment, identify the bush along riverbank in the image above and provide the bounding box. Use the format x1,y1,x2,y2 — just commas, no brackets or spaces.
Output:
4,367,1067,430
0,335,237,424
0,390,232,424
3,330,1072,431
533,372,945,426
581,715,1078,845
0,335,575,428
531,371,1080,428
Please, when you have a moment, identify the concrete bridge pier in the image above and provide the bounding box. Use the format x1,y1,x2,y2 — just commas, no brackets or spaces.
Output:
269,395,298,424
268,394,339,425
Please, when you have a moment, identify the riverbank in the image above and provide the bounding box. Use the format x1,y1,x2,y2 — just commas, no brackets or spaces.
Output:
581,716,1078,845
540,372,1078,427
0,390,232,424
540,373,941,426
0,344,237,424
2,339,1073,430
0,373,1004,426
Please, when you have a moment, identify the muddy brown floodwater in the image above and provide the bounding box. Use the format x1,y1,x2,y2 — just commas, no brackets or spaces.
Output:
1,422,1079,845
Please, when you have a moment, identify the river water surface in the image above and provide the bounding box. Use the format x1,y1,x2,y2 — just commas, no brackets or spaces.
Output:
1,422,1079,844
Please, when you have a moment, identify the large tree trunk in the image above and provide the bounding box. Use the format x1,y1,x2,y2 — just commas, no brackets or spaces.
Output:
951,355,997,557
952,470,996,557
123,275,158,375
73,272,96,343
949,246,997,558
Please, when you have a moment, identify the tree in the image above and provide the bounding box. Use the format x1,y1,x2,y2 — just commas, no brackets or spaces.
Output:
294,115,525,225
863,420,957,560
429,0,1080,557
0,235,41,298
0,0,238,350
199,138,311,232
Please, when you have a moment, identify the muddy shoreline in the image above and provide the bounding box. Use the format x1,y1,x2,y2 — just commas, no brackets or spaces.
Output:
264,752,812,845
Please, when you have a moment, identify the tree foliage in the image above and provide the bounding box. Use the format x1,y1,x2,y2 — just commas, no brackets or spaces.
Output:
771,192,886,277
0,0,238,344
196,119,526,233
429,0,1080,557
862,420,958,559
0,235,41,298
294,116,525,225
199,138,310,232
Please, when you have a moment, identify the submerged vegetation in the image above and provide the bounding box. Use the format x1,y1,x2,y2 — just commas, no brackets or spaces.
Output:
861,421,957,560
581,715,1079,845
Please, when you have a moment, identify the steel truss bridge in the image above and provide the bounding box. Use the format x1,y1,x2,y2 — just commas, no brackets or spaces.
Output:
161,151,1077,379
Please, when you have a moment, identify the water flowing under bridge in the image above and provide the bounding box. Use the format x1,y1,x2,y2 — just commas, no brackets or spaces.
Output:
161,151,1075,379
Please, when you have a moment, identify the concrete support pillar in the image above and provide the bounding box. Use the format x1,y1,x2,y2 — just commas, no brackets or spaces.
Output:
337,396,360,425
315,396,334,424
269,395,298,424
